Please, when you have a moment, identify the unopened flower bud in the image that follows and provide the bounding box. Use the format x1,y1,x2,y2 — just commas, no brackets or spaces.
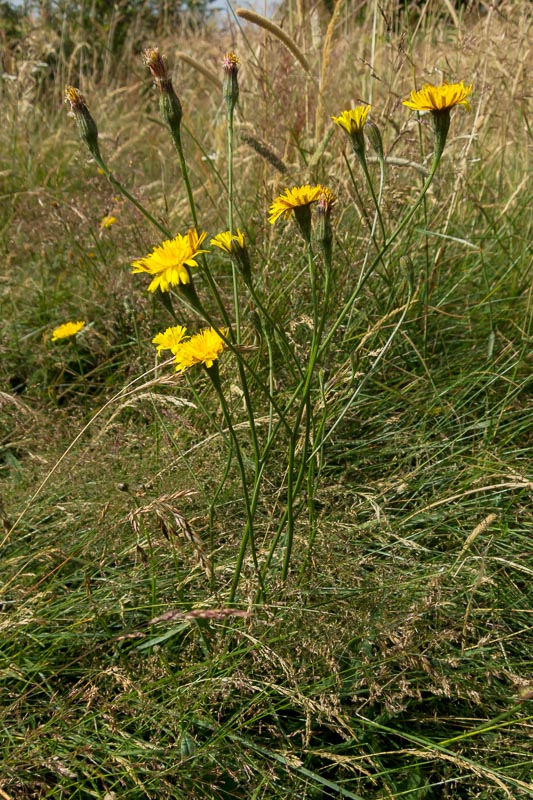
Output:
64,85,103,164
315,187,336,267
365,120,384,165
223,52,240,116
143,47,183,137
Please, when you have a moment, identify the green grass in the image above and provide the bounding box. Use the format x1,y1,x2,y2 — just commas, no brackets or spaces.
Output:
1,0,532,797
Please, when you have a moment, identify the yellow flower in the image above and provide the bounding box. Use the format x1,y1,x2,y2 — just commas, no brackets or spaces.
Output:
100,214,117,229
268,185,322,225
152,325,188,356
211,229,251,284
51,321,86,341
210,229,245,254
131,230,208,293
402,81,473,113
331,105,371,136
173,328,228,372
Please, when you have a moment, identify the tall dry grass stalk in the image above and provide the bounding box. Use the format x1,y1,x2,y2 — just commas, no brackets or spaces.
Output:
315,0,345,141
236,7,312,75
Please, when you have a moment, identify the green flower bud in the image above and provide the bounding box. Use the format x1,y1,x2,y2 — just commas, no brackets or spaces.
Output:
64,86,103,164
223,52,240,116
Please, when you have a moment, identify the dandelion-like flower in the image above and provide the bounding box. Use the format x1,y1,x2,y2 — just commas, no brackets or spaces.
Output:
173,327,228,372
211,229,245,254
152,325,188,356
402,81,473,113
268,186,315,223
332,105,371,164
131,230,208,293
51,321,86,341
211,229,251,284
268,185,322,224
268,185,323,243
403,81,473,161
331,105,371,136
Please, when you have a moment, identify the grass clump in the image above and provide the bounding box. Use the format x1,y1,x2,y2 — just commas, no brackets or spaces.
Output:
1,1,532,797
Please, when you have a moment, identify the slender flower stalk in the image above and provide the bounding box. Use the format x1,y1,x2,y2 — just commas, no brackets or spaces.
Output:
319,81,474,364
142,49,234,333
332,105,386,241
268,185,335,582
403,80,474,342
65,86,171,243
168,328,263,598
143,48,199,232
222,52,241,341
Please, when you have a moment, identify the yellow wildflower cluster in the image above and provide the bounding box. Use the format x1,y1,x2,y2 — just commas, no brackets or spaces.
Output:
153,325,228,373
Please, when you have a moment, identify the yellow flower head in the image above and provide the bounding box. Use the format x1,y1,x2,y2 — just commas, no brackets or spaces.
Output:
402,81,473,113
100,214,117,229
210,229,245,255
152,325,188,356
268,185,322,225
223,52,240,72
331,105,371,136
173,327,228,372
51,321,86,341
131,230,208,293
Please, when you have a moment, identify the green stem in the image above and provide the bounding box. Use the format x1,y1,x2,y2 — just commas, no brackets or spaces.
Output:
357,151,386,243
96,159,171,239
280,242,323,581
170,127,199,230
226,107,241,343
319,150,443,361
212,378,264,602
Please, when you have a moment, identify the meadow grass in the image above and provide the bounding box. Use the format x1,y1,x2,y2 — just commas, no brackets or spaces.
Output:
1,1,532,797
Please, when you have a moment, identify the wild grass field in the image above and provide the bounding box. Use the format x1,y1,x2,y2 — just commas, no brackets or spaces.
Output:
1,0,532,797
